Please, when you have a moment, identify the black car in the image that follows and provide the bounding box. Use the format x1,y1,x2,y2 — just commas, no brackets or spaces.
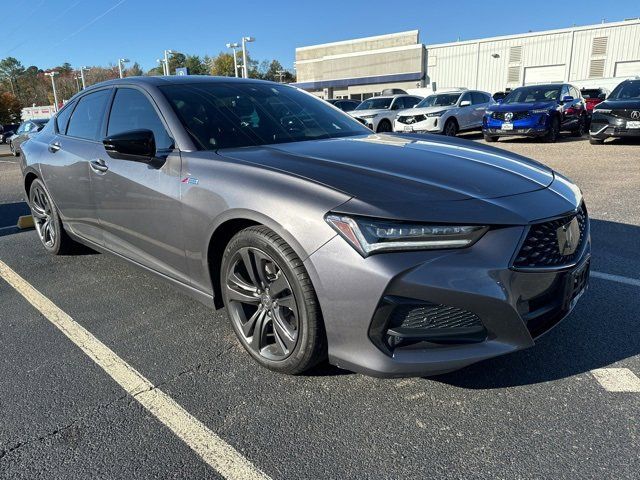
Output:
1,124,20,143
589,79,640,144
9,119,49,155
326,98,361,112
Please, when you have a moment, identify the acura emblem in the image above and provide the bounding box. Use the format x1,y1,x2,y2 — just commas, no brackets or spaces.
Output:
631,111,640,120
557,218,580,256
504,112,513,122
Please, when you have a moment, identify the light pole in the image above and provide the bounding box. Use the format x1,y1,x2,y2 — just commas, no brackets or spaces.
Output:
45,71,59,112
241,36,254,78
163,50,180,75
74,74,81,92
118,58,130,78
156,58,166,75
79,66,89,89
226,42,240,77
276,69,286,83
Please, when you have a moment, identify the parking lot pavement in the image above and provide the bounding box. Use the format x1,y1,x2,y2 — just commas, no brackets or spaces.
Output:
1,136,639,479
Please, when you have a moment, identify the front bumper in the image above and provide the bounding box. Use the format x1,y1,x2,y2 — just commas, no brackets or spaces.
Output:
483,114,549,137
305,212,590,377
393,117,441,133
590,121,640,139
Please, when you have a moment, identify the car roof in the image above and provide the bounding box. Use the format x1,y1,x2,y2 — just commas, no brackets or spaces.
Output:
85,75,281,91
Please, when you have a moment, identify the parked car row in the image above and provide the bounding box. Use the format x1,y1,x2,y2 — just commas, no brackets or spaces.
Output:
328,77,640,145
0,124,20,144
5,119,49,156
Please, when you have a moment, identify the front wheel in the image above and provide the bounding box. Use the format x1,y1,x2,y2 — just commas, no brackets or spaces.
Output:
376,120,392,133
572,115,586,137
543,117,560,143
443,119,459,137
483,134,498,142
221,226,326,374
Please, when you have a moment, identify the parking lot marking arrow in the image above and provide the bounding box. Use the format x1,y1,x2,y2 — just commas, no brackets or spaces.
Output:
0,259,272,480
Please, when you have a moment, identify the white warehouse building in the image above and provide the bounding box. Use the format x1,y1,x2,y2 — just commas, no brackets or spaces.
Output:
294,18,640,99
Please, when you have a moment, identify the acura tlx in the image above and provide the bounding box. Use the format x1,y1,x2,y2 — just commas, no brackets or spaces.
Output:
20,77,590,376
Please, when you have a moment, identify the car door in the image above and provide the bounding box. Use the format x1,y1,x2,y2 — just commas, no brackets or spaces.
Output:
91,86,188,283
38,89,112,245
470,92,491,128
559,85,578,130
457,92,474,129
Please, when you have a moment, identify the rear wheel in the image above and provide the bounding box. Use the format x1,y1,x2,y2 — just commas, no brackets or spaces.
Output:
483,134,498,142
376,119,392,133
28,179,79,255
543,117,560,143
572,115,586,137
221,226,326,374
443,118,459,137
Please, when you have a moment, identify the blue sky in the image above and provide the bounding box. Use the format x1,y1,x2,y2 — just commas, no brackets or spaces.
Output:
2,0,639,71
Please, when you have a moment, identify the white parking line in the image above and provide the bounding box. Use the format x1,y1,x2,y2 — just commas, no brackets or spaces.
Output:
0,259,271,480
591,271,640,288
591,368,640,393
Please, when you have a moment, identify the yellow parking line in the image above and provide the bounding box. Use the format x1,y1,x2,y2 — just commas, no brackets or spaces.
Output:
0,259,271,480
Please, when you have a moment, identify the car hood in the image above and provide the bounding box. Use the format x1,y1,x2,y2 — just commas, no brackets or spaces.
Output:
489,101,556,112
398,106,451,116
218,133,556,221
349,109,387,117
596,99,640,110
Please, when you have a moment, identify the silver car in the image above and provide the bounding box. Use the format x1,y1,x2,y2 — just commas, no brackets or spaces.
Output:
350,94,422,132
20,77,590,377
394,89,493,136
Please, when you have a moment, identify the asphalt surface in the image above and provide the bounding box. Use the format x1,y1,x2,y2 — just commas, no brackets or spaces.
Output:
1,134,639,479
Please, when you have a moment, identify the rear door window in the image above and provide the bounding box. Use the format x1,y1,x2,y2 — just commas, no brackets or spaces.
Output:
107,88,174,150
67,89,111,141
55,102,75,134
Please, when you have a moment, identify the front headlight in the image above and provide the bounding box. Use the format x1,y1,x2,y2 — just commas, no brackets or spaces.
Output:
530,109,549,114
594,108,611,114
358,114,378,119
425,111,444,117
325,214,489,256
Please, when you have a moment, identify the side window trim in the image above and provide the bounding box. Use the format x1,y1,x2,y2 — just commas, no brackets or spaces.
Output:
55,100,78,135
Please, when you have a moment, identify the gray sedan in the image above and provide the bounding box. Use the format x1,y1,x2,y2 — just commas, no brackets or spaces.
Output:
20,77,590,377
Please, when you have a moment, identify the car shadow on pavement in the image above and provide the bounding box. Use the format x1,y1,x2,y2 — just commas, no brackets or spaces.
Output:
433,218,640,389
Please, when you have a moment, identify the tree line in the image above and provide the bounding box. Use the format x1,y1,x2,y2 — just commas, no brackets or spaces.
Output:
0,53,296,124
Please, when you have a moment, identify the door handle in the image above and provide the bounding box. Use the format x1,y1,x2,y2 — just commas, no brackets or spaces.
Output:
90,159,109,173
48,141,61,153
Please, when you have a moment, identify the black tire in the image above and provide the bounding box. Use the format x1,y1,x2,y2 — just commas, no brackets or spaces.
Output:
28,178,79,255
376,119,392,133
484,134,498,142
589,137,605,145
572,115,586,137
543,116,560,143
221,226,326,374
443,118,459,137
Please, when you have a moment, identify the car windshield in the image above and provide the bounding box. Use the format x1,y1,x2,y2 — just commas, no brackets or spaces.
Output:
503,85,561,104
416,94,461,108
354,97,393,110
160,82,370,150
581,89,602,99
609,81,640,100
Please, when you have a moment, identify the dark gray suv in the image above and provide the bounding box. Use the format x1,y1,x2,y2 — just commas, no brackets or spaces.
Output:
20,77,590,377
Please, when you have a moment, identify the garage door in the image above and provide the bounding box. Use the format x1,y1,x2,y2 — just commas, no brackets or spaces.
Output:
614,60,640,78
524,65,566,85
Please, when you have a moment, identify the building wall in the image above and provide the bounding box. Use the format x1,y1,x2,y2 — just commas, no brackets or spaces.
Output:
425,19,640,94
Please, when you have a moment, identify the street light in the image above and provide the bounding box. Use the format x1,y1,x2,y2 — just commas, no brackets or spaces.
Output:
74,74,81,92
118,58,130,78
79,66,89,89
156,58,166,75
241,36,254,78
44,71,59,112
163,49,180,75
226,42,240,77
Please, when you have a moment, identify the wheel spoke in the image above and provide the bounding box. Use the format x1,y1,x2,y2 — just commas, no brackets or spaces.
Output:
250,309,269,351
251,250,272,287
272,308,296,352
276,294,295,311
226,285,260,304
240,249,260,287
228,269,257,295
241,305,264,337
269,272,290,298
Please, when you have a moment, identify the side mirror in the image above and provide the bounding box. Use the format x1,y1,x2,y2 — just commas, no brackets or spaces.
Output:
561,95,574,103
103,129,156,161
460,100,471,107
496,98,503,104
598,93,606,100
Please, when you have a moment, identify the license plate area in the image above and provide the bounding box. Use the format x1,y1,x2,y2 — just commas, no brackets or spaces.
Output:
564,258,590,311
626,120,640,129
501,122,514,131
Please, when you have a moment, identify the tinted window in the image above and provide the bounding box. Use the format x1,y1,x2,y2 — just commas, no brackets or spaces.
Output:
160,82,369,150
417,94,461,108
503,85,561,104
460,92,471,104
107,88,174,150
55,102,75,134
355,97,393,110
67,89,111,141
471,92,488,104
609,81,640,100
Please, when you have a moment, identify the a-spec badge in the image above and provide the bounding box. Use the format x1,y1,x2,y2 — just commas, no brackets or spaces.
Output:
181,176,199,185
556,217,580,256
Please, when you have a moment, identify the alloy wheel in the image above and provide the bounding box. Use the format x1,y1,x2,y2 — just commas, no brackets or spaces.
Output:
30,183,56,248
444,120,458,136
225,247,299,361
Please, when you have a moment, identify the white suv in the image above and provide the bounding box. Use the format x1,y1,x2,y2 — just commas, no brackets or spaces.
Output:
393,90,493,136
349,95,423,133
